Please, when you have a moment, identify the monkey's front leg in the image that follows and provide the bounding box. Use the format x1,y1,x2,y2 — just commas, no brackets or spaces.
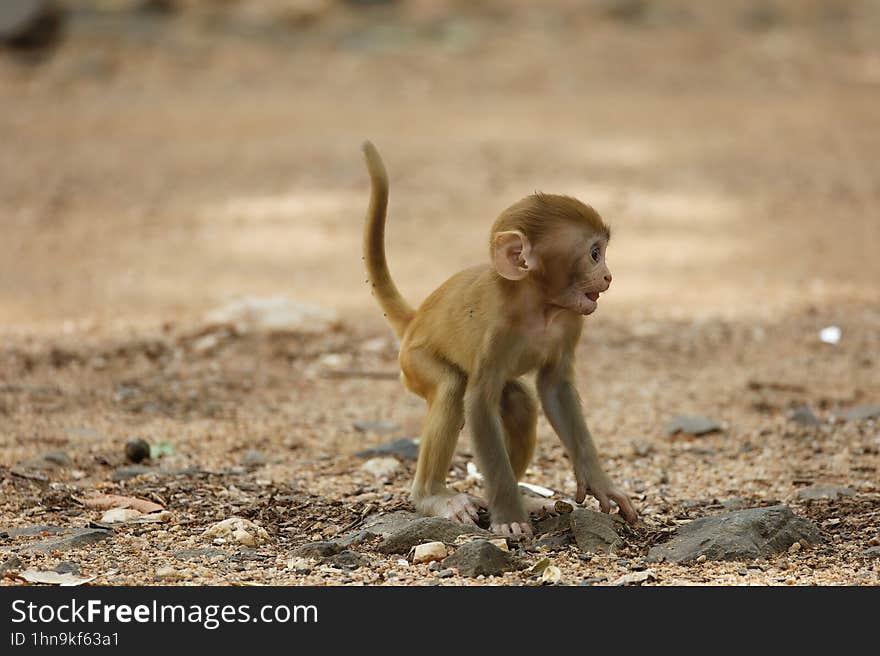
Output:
537,361,638,524
465,379,531,536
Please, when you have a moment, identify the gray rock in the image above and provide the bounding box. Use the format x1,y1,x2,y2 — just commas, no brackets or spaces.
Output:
326,550,371,570
0,0,63,50
111,465,153,482
789,405,821,427
864,547,880,560
42,450,71,466
0,555,22,576
796,486,856,501
535,533,572,551
437,568,455,578
293,541,342,559
843,405,880,421
53,561,79,575
647,505,821,563
21,528,112,553
443,540,519,577
356,438,420,461
359,511,420,537
335,530,374,548
241,450,268,468
125,439,150,463
173,548,225,561
534,514,571,535
353,421,400,434
569,508,626,554
664,415,722,437
721,497,748,510
378,517,488,554
65,427,102,440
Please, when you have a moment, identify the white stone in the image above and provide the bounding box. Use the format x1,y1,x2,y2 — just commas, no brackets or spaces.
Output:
204,517,270,546
360,456,400,479
412,542,447,564
101,508,143,523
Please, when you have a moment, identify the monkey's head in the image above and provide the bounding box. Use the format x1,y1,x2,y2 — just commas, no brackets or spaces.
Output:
490,194,612,316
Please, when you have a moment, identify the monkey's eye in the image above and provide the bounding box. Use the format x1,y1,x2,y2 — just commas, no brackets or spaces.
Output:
590,246,601,263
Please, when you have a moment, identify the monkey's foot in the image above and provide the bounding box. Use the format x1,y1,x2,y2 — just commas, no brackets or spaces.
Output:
521,496,561,518
490,519,533,537
415,492,485,526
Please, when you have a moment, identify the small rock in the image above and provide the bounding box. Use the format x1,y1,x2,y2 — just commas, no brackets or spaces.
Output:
541,565,562,584
100,508,143,523
788,542,802,554
863,547,880,559
173,548,225,561
696,554,707,563
789,406,821,427
818,326,841,345
53,562,79,575
795,486,856,502
535,533,572,551
843,405,880,422
0,556,22,576
353,421,400,434
360,456,400,479
359,511,419,537
241,450,268,468
569,508,626,554
437,569,455,578
412,541,448,564
155,566,187,581
111,465,152,482
125,439,151,463
356,438,420,462
647,505,822,563
204,518,270,547
0,0,64,51
326,550,371,570
443,540,520,578
721,497,748,510
293,541,343,559
22,528,112,553
42,450,71,467
738,569,748,576
612,569,656,586
580,576,607,586
378,517,488,554
664,415,722,437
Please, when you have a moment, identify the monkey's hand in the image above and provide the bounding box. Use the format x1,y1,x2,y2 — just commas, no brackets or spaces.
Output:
575,469,638,524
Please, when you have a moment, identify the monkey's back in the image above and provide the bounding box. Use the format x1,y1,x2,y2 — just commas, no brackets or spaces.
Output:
399,265,496,374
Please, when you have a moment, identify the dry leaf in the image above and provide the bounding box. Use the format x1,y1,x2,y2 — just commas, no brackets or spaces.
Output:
18,570,97,586
79,493,163,514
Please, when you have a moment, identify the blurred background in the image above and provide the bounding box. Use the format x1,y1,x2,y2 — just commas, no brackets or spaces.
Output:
2,0,878,334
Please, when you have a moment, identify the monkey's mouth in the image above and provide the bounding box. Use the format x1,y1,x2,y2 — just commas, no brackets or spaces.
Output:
585,292,600,303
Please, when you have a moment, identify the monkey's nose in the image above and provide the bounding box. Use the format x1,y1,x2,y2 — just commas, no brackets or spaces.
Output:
604,274,612,284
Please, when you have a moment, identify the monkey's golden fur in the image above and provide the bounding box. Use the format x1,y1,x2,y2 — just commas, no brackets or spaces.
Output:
361,141,636,535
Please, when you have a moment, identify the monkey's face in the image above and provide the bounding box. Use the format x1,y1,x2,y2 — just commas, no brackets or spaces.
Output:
541,231,612,316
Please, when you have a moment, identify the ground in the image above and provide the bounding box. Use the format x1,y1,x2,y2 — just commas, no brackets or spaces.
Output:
1,0,878,586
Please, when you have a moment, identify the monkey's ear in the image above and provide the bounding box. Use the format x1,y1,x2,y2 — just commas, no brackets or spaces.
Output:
493,230,535,281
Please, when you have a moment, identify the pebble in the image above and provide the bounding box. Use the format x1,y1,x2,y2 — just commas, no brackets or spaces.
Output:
155,566,188,582
437,569,454,578
204,518,270,547
360,456,400,479
125,439,151,463
241,450,268,468
356,438,420,462
664,415,722,437
412,541,447,565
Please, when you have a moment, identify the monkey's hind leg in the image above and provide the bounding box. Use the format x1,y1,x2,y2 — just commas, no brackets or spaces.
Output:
501,379,559,519
403,349,484,525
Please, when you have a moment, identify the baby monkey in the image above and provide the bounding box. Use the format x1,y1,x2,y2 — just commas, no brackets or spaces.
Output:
361,142,637,536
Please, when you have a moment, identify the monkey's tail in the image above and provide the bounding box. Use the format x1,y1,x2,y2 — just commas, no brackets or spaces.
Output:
362,141,415,338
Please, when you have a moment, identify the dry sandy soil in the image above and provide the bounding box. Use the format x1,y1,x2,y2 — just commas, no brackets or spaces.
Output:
1,0,878,586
